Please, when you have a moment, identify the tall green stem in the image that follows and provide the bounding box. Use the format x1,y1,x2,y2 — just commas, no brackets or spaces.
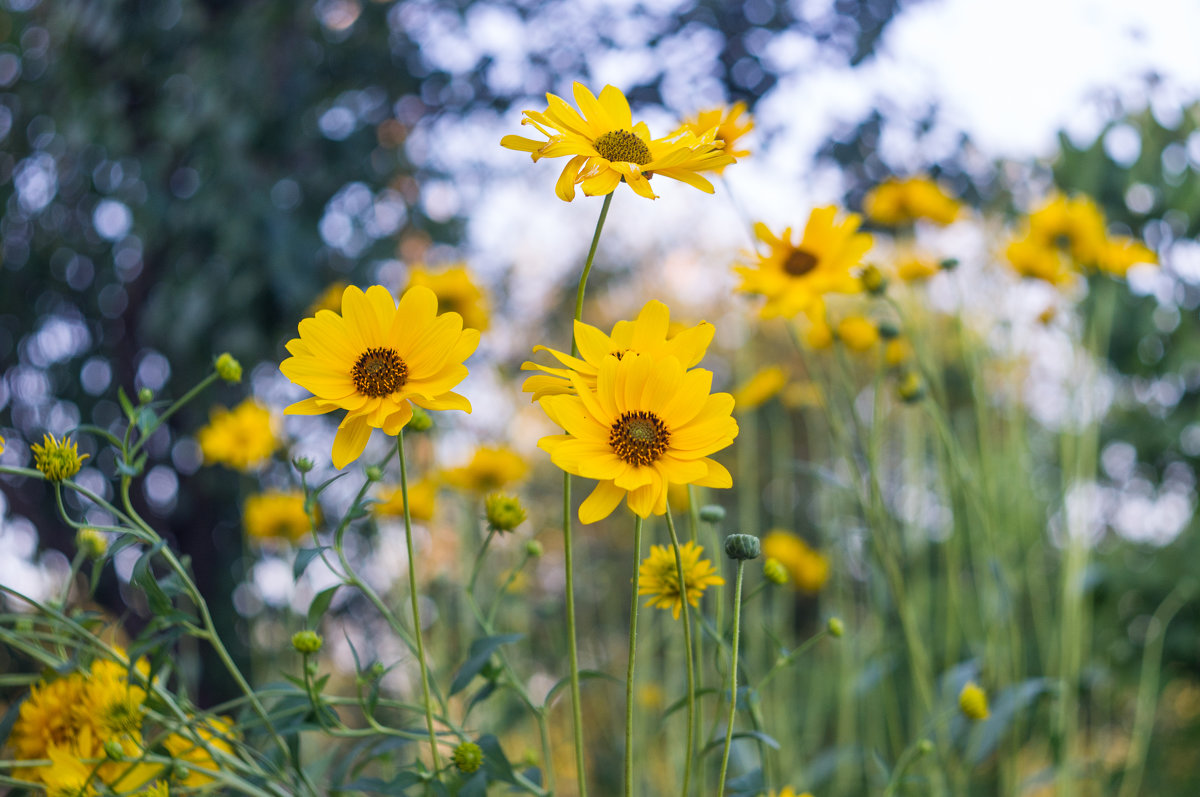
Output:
624,516,644,796
664,502,696,797
399,428,442,773
716,559,746,797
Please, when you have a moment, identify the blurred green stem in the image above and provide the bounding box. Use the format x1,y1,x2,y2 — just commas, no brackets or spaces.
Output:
716,558,746,797
624,516,644,797
664,502,696,797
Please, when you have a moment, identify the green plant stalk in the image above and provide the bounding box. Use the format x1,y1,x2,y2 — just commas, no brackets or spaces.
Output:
128,371,220,458
560,190,614,797
398,428,443,773
715,559,746,797
624,516,645,796
664,503,696,797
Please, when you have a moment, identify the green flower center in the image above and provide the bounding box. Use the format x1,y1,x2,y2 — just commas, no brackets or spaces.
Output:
610,410,670,466
594,130,652,166
783,248,819,277
352,347,408,397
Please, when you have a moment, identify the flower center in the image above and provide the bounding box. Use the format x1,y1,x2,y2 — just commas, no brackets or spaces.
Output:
783,248,819,276
610,410,670,467
594,130,652,166
352,347,407,397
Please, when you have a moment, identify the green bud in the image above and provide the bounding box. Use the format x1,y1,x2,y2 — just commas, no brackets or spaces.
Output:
762,557,788,585
724,533,761,561
408,405,433,432
917,738,934,755
103,739,125,760
524,540,544,558
214,352,242,383
897,371,924,403
698,505,726,524
453,741,484,774
939,257,959,271
369,661,386,679
877,320,900,340
827,617,845,638
860,263,887,296
76,527,108,559
293,456,315,474
485,493,527,532
364,465,383,482
291,630,324,655
137,387,154,404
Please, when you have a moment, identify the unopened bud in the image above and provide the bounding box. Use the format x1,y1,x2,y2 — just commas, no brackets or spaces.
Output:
453,740,484,773
103,739,125,760
293,456,314,474
137,387,154,404
524,540,543,558
827,617,845,638
291,630,323,655
763,557,788,585
408,405,433,432
860,264,887,296
939,257,959,271
214,353,242,383
699,505,726,524
897,371,924,403
877,320,900,340
364,465,383,482
917,739,934,755
724,533,761,561
76,527,107,559
485,493,527,532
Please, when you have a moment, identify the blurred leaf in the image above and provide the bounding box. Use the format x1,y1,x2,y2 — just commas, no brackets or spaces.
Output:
294,546,329,579
307,586,338,628
968,678,1057,765
450,634,522,696
542,669,622,710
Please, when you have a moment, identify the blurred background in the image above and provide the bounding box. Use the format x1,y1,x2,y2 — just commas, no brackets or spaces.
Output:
2,0,1200,792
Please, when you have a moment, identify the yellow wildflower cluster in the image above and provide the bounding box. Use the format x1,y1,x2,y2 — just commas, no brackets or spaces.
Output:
762,531,830,593
197,399,279,472
638,540,725,619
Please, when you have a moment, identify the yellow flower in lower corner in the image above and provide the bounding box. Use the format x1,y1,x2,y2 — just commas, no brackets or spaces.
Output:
538,353,737,523
196,399,279,472
280,284,479,469
164,715,236,787
443,446,529,493
734,208,872,319
243,490,311,544
32,432,88,482
638,540,724,619
374,477,437,522
762,531,829,593
406,263,490,332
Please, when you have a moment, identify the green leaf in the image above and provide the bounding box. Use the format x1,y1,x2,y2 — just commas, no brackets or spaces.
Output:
73,424,123,448
450,634,523,696
967,678,1056,765
663,687,721,719
307,586,338,628
541,669,622,710
131,542,172,615
457,770,488,797
135,407,157,434
700,730,780,757
294,546,329,579
117,386,135,420
476,733,515,785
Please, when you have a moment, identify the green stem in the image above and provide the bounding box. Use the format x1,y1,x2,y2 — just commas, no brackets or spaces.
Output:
664,502,696,797
129,372,219,458
716,560,746,797
624,516,644,797
399,428,443,773
571,193,614,335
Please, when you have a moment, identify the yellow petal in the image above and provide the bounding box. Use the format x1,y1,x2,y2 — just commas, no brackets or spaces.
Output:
579,479,626,524
332,413,373,470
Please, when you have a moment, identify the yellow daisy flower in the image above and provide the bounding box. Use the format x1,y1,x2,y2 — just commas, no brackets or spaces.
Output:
280,284,480,469
521,299,714,400
196,399,279,472
735,208,873,319
835,316,879,352
894,255,939,282
373,477,438,522
163,715,236,787
1025,193,1107,265
637,540,725,619
501,82,735,201
31,432,88,482
1004,236,1075,286
675,101,753,173
537,353,737,523
762,531,830,593
242,490,311,545
406,263,491,332
863,176,962,226
443,446,529,493
1098,235,1157,277
731,365,787,413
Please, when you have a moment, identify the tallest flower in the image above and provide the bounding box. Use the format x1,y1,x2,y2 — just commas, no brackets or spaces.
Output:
501,82,735,201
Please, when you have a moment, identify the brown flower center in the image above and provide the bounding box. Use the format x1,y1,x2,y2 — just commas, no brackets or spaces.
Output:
594,130,652,166
352,347,407,397
783,247,819,276
610,410,670,467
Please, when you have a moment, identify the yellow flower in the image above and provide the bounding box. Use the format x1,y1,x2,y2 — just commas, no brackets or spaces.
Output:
734,208,872,319
835,316,879,351
537,353,737,523
894,255,939,282
761,531,829,593
485,493,527,532
637,540,725,619
307,280,349,316
501,82,735,201
1098,236,1157,277
781,382,823,410
731,366,787,413
196,399,279,472
522,299,714,401
1005,236,1075,286
675,101,753,173
281,284,479,469
0,433,5,454
243,490,311,544
41,747,98,797
406,263,490,331
959,681,990,721
765,789,813,797
374,477,437,522
164,715,235,787
443,446,529,493
31,433,88,482
1025,193,1107,265
884,339,913,368
863,176,962,226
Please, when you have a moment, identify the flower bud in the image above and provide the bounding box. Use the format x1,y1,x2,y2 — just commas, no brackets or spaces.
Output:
369,661,386,679
291,630,323,655
860,264,887,296
724,533,761,561
698,505,726,524
137,387,154,404
827,617,844,638
877,320,900,340
453,740,484,774
364,465,383,482
408,405,434,432
485,493,527,532
762,557,788,585
77,528,108,559
917,738,934,755
959,681,989,721
293,456,315,474
897,371,924,403
524,540,544,558
103,739,125,760
939,257,959,271
214,353,243,383
31,433,88,483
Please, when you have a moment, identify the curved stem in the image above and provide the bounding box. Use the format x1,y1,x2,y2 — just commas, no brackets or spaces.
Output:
571,192,614,340
716,560,746,797
664,502,696,797
624,516,644,796
399,427,443,773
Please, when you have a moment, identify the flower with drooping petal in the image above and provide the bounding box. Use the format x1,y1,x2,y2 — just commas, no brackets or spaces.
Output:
522,300,714,400
537,353,737,523
281,284,479,469
638,540,725,619
735,208,872,319
675,101,753,173
501,82,735,201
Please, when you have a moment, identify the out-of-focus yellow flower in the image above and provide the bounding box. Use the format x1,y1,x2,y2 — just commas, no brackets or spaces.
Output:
1025,193,1107,265
835,316,879,351
638,540,725,619
895,255,939,282
781,382,823,410
443,446,529,493
0,433,5,454
243,490,311,545
164,715,236,787
406,263,490,332
667,481,692,513
307,281,349,316
374,477,437,522
735,208,872,319
522,299,714,400
281,285,479,469
637,682,666,711
31,433,88,482
765,788,813,797
676,101,753,173
863,176,961,226
732,366,787,413
538,354,737,523
761,530,829,593
959,681,990,721
884,339,913,368
485,493,528,532
501,82,734,201
197,399,279,472
1098,236,1157,277
1005,236,1075,286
